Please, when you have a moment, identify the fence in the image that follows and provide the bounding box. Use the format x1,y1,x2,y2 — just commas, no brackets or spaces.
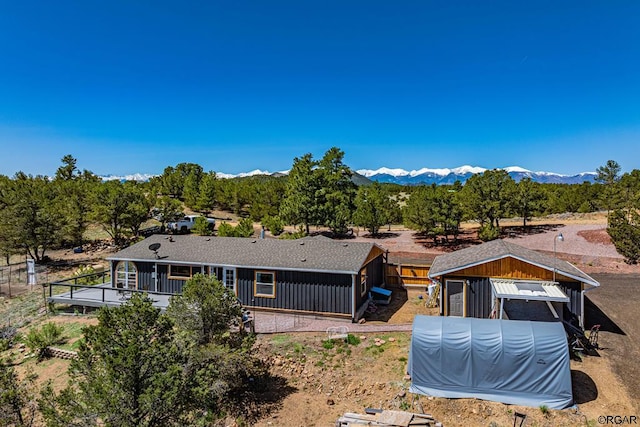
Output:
251,311,315,333
385,263,431,288
0,261,49,298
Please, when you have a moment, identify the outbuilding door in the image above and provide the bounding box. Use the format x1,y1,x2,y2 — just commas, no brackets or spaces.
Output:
447,280,464,317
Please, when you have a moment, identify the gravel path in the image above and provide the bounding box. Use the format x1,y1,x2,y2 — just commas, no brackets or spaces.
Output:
350,224,622,259
503,224,622,258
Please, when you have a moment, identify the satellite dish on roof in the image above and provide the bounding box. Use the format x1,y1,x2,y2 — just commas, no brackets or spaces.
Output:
148,242,161,259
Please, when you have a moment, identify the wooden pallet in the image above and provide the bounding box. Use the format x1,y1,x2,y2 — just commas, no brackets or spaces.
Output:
336,409,443,427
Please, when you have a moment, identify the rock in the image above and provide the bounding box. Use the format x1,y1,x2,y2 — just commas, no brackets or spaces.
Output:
388,337,396,342
327,398,335,406
358,318,366,324
360,335,367,340
397,390,406,398
403,374,411,381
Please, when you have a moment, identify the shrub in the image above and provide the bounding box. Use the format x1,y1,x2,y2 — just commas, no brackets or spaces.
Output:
322,340,335,350
235,218,255,237
0,325,19,351
217,219,255,238
279,225,307,240
608,209,640,264
24,322,65,361
478,224,500,241
72,265,102,285
346,334,361,346
262,215,284,236
217,222,235,237
192,216,214,236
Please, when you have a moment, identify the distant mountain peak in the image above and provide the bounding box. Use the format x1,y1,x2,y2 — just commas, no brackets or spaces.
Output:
503,166,531,173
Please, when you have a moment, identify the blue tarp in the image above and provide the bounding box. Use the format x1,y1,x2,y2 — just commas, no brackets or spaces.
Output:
371,286,392,297
408,316,573,409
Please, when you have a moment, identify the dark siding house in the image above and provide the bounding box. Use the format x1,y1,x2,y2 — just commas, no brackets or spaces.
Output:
428,239,599,328
106,234,387,321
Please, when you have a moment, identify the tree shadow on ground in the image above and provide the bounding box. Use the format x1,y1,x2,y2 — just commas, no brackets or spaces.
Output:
414,229,482,253
502,223,564,238
359,232,401,240
571,370,598,404
363,287,409,322
317,230,402,240
232,374,297,424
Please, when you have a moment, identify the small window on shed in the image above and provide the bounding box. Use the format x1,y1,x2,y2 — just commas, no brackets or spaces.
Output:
255,271,275,298
360,267,368,296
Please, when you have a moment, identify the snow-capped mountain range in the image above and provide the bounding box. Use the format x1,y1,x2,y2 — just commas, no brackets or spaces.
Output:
101,166,597,185
355,165,597,185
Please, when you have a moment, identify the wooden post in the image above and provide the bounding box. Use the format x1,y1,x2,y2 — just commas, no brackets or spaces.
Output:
7,264,11,298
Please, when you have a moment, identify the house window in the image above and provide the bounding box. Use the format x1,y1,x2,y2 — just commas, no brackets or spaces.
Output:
169,265,193,280
206,266,235,293
360,267,367,296
255,271,275,298
115,261,137,289
224,268,236,293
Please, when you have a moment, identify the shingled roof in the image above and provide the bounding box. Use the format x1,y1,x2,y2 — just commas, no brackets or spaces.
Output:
428,239,599,287
108,234,383,274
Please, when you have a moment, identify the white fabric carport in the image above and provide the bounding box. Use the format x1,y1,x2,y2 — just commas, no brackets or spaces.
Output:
490,278,569,320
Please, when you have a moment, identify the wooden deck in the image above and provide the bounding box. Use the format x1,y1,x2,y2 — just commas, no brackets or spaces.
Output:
47,283,172,310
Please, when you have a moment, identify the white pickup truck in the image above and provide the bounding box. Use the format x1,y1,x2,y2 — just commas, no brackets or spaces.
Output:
166,215,215,234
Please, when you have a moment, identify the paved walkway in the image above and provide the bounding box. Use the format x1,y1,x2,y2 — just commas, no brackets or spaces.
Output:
251,311,413,334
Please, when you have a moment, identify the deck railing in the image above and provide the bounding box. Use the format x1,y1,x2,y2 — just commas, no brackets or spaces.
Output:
47,271,176,304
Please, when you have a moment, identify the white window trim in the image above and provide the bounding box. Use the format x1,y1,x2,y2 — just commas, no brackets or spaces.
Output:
115,261,138,290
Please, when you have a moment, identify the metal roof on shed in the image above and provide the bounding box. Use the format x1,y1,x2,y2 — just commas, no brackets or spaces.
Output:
107,234,383,274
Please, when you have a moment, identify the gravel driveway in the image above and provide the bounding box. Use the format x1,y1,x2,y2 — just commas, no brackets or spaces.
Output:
503,224,621,258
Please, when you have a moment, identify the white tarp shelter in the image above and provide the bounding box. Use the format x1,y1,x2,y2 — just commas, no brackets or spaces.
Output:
408,316,573,409
490,278,570,320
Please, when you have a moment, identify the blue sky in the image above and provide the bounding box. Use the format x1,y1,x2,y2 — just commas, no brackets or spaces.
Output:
0,1,639,177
